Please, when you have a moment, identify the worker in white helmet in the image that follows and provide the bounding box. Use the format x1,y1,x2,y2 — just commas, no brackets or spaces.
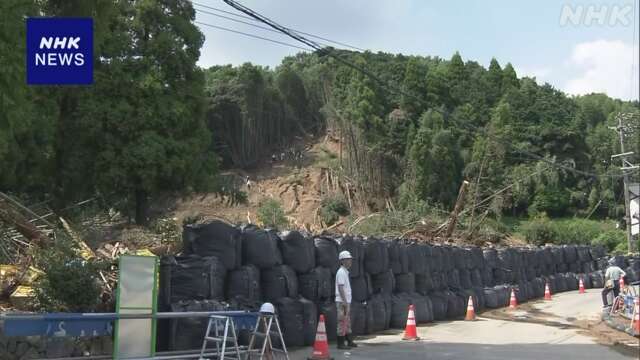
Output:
336,250,357,349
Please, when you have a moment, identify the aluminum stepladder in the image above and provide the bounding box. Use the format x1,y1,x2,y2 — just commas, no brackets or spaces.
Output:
246,313,289,360
199,315,242,360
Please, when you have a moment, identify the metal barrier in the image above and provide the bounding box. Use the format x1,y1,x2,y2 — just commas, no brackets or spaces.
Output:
1,311,260,359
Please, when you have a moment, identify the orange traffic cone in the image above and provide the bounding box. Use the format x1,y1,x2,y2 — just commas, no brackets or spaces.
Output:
632,297,640,333
509,288,517,309
544,282,552,301
308,314,332,360
465,296,477,321
402,304,420,340
578,277,585,294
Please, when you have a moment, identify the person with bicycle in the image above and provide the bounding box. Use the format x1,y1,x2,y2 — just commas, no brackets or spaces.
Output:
602,258,626,308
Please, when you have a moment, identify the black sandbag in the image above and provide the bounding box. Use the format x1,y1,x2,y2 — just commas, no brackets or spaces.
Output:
429,293,448,321
565,273,579,290
471,247,485,269
497,248,513,270
226,264,261,303
275,297,304,347
481,268,494,287
483,288,499,308
432,271,445,291
160,255,226,306
183,220,242,270
317,300,337,341
493,285,511,307
431,246,444,272
447,269,461,290
279,230,315,273
363,301,376,335
562,245,578,264
577,246,592,262
406,243,427,275
363,238,389,275
458,268,472,289
241,226,282,269
387,239,409,275
350,301,368,335
582,262,595,274
390,294,411,329
371,269,395,295
262,265,298,302
550,247,564,265
441,246,454,271
463,248,474,270
628,257,640,271
590,271,604,288
395,273,416,293
351,274,372,302
415,273,434,295
483,248,498,269
472,287,486,311
422,245,434,273
299,298,318,346
568,262,581,274
337,235,364,278
452,247,466,270
556,263,568,273
169,300,228,351
555,274,568,293
298,266,332,301
369,295,388,332
531,278,545,298
409,293,433,324
444,290,466,319
314,236,340,272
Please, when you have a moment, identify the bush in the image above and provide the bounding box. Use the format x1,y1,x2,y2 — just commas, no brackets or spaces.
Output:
319,195,350,225
591,230,626,253
257,198,289,229
34,239,102,312
521,215,555,246
522,216,618,246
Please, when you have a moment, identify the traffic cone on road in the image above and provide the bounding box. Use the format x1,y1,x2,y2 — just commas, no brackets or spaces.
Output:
402,305,420,340
509,288,518,309
465,296,477,321
544,282,552,301
308,314,332,360
632,297,640,334
578,277,585,294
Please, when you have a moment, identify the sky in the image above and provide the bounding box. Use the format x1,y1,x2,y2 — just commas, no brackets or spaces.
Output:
193,0,640,101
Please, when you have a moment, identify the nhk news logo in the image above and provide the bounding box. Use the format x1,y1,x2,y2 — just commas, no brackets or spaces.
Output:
26,18,93,85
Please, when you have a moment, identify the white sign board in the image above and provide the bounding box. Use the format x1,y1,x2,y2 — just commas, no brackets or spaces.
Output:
630,183,639,236
114,255,158,359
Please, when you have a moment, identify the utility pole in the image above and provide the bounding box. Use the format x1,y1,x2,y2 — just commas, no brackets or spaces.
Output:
610,113,638,252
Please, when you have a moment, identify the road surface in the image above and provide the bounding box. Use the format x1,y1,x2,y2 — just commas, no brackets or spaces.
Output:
289,289,638,360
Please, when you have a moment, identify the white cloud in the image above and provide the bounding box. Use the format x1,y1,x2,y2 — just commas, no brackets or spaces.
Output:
564,39,638,100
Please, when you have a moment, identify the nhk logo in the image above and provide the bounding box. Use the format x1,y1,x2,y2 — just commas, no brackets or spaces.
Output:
26,18,93,85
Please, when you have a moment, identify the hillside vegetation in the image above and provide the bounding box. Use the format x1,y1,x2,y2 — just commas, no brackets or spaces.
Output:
1,0,638,247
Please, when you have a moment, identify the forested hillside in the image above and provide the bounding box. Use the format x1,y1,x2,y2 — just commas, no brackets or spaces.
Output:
205,51,639,223
1,0,639,233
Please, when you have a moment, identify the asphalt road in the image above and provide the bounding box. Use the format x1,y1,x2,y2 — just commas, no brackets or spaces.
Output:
288,289,638,360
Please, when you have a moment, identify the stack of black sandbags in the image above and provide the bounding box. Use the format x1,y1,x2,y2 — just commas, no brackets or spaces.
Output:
159,219,621,351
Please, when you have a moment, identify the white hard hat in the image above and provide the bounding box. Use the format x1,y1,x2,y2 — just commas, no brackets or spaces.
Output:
339,250,353,260
260,302,275,314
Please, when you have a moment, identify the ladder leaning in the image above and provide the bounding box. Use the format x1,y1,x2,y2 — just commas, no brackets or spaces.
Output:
246,313,289,360
199,315,242,360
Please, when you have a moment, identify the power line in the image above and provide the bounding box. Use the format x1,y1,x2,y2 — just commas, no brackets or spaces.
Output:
194,8,332,48
191,1,366,51
194,21,312,51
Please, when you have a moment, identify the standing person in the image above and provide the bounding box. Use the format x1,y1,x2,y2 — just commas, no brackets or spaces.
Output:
602,258,626,307
336,251,357,349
